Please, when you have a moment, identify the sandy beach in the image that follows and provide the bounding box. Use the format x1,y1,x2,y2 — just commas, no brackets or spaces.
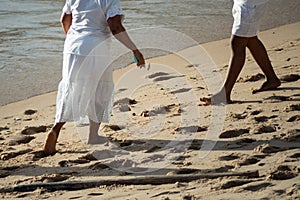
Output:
0,22,299,199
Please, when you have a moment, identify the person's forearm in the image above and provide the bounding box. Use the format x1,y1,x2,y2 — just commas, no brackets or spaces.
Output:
111,25,137,51
107,15,145,66
108,16,137,51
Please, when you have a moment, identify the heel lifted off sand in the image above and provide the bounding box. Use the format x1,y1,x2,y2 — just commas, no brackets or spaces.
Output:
252,80,281,94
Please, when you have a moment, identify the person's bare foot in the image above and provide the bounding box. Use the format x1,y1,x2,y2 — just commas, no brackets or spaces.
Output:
43,130,58,155
252,79,281,94
200,91,231,105
87,135,108,145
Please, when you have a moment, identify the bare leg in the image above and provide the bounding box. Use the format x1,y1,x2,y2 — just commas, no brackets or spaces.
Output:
247,36,281,93
43,122,65,155
200,35,249,105
87,120,107,144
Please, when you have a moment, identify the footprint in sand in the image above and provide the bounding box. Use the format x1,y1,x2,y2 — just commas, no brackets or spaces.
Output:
106,158,138,169
102,124,125,132
250,110,263,116
0,165,19,171
0,148,32,160
21,125,48,135
58,160,72,167
58,158,90,167
116,104,131,112
287,115,300,122
237,73,265,83
140,110,151,117
88,193,104,197
281,129,300,142
116,88,127,93
269,165,298,180
141,104,182,117
24,109,37,115
175,126,207,133
237,154,266,166
289,152,300,159
171,155,192,166
153,75,183,82
218,153,240,161
78,153,98,161
280,74,300,82
254,115,278,123
118,140,133,147
7,134,35,146
274,48,284,51
286,184,300,197
0,126,9,132
216,179,253,190
195,86,205,91
252,124,276,134
114,97,137,106
185,64,200,68
225,138,256,149
140,106,168,117
231,112,248,120
175,168,202,175
171,88,192,94
0,170,10,178
263,95,291,103
253,144,284,154
292,94,300,97
219,128,250,138
176,155,191,161
147,72,169,79
253,116,268,123
284,104,300,112
143,145,161,153
36,174,70,183
214,165,235,173
88,162,110,170
187,140,203,150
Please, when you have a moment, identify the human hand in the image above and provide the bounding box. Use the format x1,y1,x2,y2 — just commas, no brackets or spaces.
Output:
133,50,145,68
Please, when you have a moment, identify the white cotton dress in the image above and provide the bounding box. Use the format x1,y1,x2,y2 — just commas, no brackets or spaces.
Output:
232,0,269,37
55,0,124,124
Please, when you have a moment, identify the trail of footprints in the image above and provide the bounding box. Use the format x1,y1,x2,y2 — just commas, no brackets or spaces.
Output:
211,82,300,192
0,71,299,197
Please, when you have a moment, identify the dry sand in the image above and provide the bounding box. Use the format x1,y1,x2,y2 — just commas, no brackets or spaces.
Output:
0,22,299,199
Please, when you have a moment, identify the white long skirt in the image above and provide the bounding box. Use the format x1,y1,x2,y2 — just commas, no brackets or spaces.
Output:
55,53,114,124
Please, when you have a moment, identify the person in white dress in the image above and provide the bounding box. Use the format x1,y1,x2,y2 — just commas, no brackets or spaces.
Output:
200,0,281,105
44,0,145,155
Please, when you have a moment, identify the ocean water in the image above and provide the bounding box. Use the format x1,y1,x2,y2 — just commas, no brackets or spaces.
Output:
0,0,300,105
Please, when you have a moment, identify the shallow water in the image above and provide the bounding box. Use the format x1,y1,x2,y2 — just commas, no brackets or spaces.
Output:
0,0,299,105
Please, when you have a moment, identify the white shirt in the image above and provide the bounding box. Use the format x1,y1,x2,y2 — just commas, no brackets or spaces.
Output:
62,0,124,55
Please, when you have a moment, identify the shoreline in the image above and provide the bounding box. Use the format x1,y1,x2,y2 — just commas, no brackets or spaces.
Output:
2,0,300,107
2,22,300,108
